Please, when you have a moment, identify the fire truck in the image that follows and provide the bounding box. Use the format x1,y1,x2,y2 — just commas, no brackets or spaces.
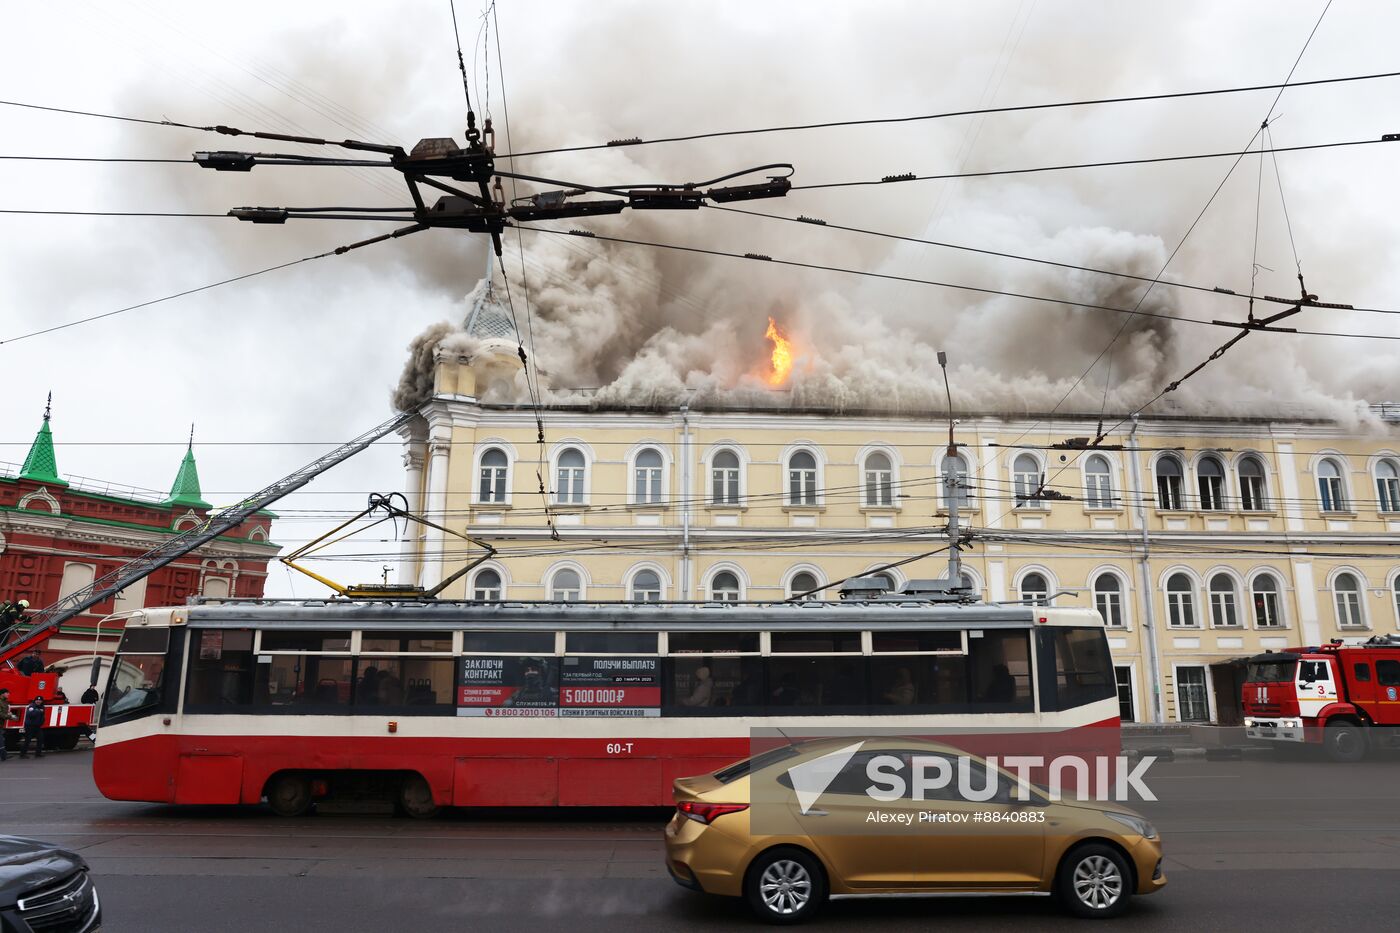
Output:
1242,634,1400,762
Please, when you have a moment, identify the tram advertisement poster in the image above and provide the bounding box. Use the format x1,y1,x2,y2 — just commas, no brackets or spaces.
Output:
457,657,559,716
559,656,661,717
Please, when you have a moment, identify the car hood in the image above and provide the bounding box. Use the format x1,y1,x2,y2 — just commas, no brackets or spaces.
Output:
0,836,86,904
1053,796,1148,820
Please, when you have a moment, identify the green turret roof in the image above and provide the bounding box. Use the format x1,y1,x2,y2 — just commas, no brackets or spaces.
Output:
164,434,211,510
19,394,67,487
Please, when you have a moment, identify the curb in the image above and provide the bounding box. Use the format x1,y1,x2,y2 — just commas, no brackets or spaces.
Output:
1123,745,1271,761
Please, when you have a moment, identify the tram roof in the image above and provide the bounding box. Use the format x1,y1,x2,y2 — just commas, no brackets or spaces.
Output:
147,599,1098,632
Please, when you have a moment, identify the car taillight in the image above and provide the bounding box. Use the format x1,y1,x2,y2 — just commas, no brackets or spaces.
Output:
678,801,749,824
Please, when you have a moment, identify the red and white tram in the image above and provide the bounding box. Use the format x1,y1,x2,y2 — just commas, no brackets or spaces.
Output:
92,598,1119,814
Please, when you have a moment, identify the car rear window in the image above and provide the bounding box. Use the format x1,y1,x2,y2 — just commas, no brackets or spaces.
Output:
714,745,800,784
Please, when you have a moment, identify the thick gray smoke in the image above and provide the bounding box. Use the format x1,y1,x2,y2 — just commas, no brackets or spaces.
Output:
103,1,1400,427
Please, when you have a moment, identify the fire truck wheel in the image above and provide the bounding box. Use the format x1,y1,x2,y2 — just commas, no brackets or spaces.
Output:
266,773,314,817
398,774,440,819
1323,721,1366,763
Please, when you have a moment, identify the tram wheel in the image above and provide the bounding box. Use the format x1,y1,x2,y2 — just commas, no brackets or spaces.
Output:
398,774,440,819
266,773,313,817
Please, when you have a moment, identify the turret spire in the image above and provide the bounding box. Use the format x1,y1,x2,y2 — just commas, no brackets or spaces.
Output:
19,394,66,486
163,424,211,510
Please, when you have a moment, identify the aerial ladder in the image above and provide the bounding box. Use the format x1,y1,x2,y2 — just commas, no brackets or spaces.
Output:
0,409,485,746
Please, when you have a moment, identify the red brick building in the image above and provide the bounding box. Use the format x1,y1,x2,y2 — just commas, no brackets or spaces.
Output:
1,402,278,685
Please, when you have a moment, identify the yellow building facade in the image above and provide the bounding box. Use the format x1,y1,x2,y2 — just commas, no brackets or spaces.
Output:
398,352,1400,725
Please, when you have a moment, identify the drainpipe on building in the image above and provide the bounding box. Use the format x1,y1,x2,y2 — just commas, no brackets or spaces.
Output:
680,404,692,600
1127,415,1165,723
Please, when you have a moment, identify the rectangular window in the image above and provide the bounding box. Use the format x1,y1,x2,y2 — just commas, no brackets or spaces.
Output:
1319,477,1344,512
479,467,506,503
259,631,351,652
869,631,963,654
1115,666,1136,722
1095,590,1124,627
564,631,658,655
1157,475,1182,511
117,626,171,655
869,655,968,711
556,466,585,504
666,656,765,713
1253,592,1281,628
360,632,453,653
1198,475,1225,510
185,629,255,710
255,655,354,709
1240,475,1266,511
1335,592,1364,628
1380,477,1400,513
461,631,555,654
668,632,761,655
1175,666,1210,722
1037,627,1116,711
767,656,867,710
769,632,862,654
864,470,892,506
355,657,454,708
967,630,1033,711
788,468,816,505
712,468,739,505
1086,474,1112,508
1210,591,1238,627
1376,659,1400,687
101,629,183,726
1014,470,1043,507
635,467,662,503
1353,662,1371,682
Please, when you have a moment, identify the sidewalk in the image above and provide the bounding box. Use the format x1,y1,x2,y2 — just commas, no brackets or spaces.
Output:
1121,723,1271,760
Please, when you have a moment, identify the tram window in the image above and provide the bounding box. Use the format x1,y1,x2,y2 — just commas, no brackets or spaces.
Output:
354,657,454,707
185,630,255,710
871,631,963,654
665,656,765,713
767,657,867,709
769,632,861,654
1036,627,1115,711
462,632,556,654
254,655,354,709
668,632,760,655
565,631,658,654
101,630,184,726
870,655,968,710
259,630,351,652
116,626,170,655
966,631,1033,711
360,632,453,653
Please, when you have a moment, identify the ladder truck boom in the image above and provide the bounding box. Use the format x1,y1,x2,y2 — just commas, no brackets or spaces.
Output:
0,410,416,666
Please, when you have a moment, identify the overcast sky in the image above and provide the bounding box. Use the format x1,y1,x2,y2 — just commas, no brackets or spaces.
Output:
3,0,1397,597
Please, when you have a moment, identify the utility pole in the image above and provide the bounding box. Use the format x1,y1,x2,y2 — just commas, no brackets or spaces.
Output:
937,351,963,588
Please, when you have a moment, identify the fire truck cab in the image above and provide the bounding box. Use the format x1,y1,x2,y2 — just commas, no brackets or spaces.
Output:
1242,635,1400,762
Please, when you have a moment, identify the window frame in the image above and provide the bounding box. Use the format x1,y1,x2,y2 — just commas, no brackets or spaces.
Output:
549,567,583,602
1084,455,1114,509
1238,455,1269,511
1012,453,1044,509
786,448,820,507
1251,572,1285,629
1332,571,1367,629
1207,573,1239,628
1174,664,1212,723
471,567,504,602
632,446,665,506
1092,571,1126,628
1196,456,1227,511
629,567,665,602
1155,456,1185,511
707,569,743,602
1317,458,1348,513
862,450,895,508
1376,459,1400,513
709,448,742,506
1017,570,1052,607
1165,572,1198,628
477,447,511,505
554,446,588,506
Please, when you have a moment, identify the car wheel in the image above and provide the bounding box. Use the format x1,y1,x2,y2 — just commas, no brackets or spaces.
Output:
744,848,827,925
398,774,440,819
1057,843,1132,919
266,773,313,817
1323,722,1366,763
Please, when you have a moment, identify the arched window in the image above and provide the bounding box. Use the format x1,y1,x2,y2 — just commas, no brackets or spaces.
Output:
479,448,508,504
1093,573,1124,627
1019,571,1050,607
1208,573,1238,627
863,452,893,507
1085,456,1113,508
787,450,817,505
1377,460,1400,513
202,576,231,599
1333,572,1364,628
709,571,741,602
1013,454,1043,507
1197,456,1226,511
1318,458,1346,512
473,569,502,602
550,568,581,602
1238,456,1268,511
631,569,662,602
1156,457,1184,511
1166,573,1196,627
634,448,663,504
556,448,585,504
789,571,821,601
1252,573,1282,628
940,454,971,510
711,450,740,505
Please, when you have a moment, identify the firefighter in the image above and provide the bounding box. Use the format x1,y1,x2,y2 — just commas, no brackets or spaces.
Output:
17,650,44,677
0,598,28,644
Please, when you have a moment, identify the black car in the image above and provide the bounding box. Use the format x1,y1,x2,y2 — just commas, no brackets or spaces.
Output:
0,836,100,933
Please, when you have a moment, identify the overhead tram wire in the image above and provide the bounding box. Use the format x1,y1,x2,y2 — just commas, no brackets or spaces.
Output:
517,225,1400,341
485,68,1400,159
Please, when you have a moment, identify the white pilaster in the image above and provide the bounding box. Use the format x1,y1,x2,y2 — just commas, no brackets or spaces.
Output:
420,432,452,590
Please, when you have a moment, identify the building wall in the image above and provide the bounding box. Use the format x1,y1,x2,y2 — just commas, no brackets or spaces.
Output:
398,357,1400,724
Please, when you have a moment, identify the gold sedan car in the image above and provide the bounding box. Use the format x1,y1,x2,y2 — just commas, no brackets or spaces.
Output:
665,738,1165,923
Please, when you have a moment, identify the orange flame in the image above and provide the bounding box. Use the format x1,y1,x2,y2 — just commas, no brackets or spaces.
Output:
764,316,793,386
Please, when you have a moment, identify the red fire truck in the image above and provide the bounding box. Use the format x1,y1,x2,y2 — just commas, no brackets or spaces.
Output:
1,661,96,751
1242,635,1400,762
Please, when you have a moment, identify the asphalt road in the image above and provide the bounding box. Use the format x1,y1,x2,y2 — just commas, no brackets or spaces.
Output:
4,748,1400,931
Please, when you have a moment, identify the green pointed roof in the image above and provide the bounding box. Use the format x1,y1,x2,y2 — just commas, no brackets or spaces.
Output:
164,440,211,510
19,396,67,487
